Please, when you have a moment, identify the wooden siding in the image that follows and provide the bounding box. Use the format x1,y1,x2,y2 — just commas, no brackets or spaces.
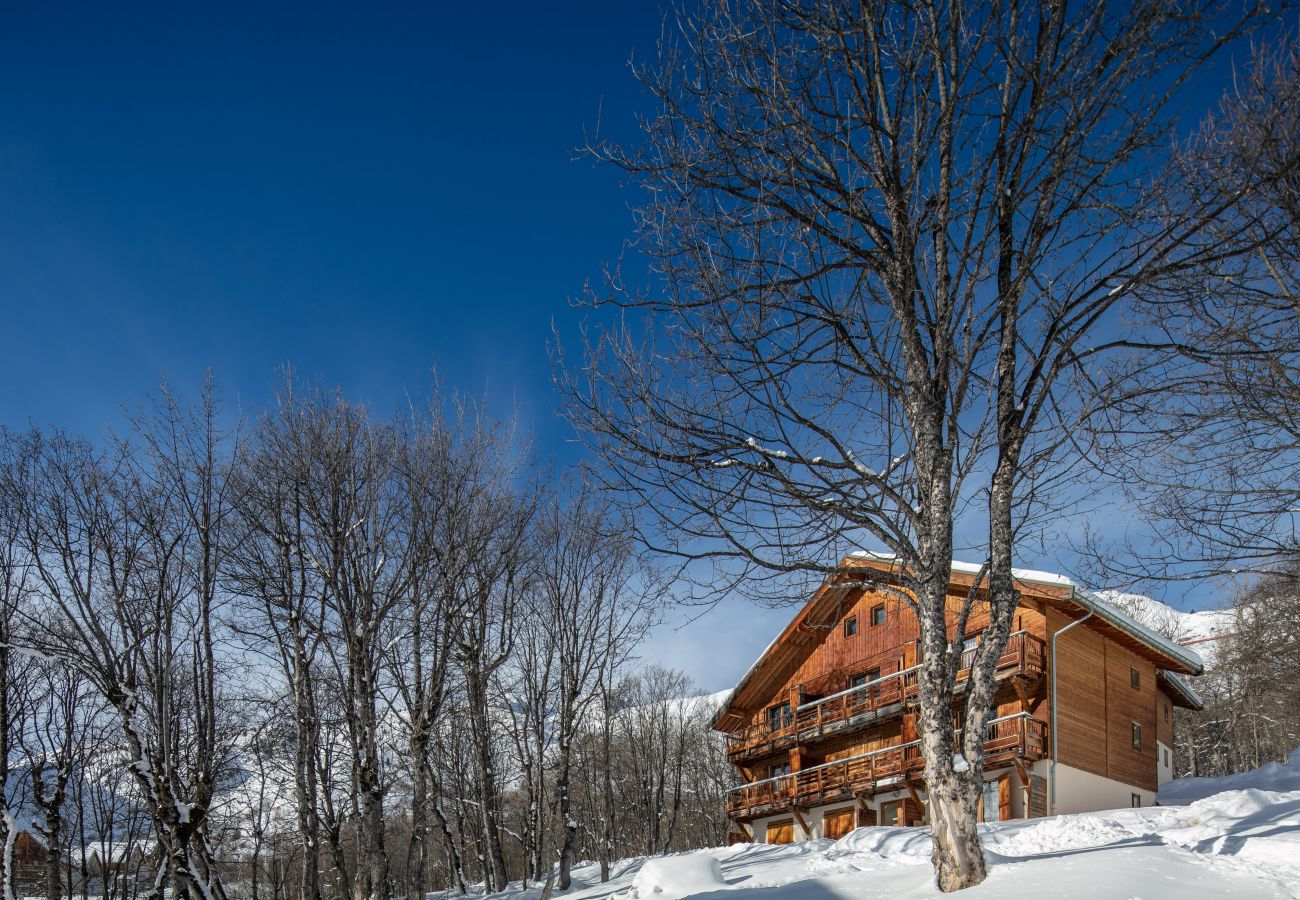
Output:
1046,606,1160,791
1156,687,1175,749
1106,642,1158,791
1049,605,1108,777
742,583,1049,731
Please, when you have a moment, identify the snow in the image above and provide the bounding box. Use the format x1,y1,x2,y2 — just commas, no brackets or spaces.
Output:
1094,589,1234,655
848,551,1074,588
631,854,727,898
847,552,1206,673
1159,748,1300,805
456,756,1300,900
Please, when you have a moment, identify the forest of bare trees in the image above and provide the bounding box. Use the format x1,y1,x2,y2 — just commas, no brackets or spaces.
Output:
0,379,735,900
0,2,1296,898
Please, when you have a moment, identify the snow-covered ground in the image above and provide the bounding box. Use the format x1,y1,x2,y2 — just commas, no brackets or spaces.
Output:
462,752,1300,899
1159,748,1300,805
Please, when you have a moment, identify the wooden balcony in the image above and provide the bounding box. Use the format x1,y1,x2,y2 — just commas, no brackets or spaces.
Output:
725,713,1048,821
726,631,1045,763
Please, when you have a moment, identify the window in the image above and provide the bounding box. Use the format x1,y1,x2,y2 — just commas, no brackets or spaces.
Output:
867,667,881,683
1164,703,1169,723
770,762,791,778
1131,793,1142,808
850,673,867,690
1131,667,1140,689
844,615,858,637
1163,746,1170,767
1131,722,1142,750
870,604,886,627
768,702,792,732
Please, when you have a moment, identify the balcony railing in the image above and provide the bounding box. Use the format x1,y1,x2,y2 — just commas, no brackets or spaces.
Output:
726,631,1046,761
725,712,1048,820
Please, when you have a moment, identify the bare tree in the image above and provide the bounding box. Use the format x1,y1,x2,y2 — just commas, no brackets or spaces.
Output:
0,443,35,900
385,399,495,900
440,427,535,893
566,0,1262,888
1090,36,1300,580
6,381,244,900
531,479,654,893
19,663,101,900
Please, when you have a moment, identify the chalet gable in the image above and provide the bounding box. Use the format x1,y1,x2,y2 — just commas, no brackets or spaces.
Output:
713,554,1204,733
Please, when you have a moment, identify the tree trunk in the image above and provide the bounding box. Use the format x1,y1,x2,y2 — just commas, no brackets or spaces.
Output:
407,729,430,900
463,668,508,891
926,771,985,893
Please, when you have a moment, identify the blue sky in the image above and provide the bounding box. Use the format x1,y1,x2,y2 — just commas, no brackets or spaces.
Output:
0,1,791,692
0,3,660,445
0,4,1263,693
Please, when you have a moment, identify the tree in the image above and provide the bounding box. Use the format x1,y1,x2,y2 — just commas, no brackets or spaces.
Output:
566,0,1262,889
6,383,244,900
531,480,653,892
19,663,100,900
0,443,35,900
227,382,332,900
1091,36,1300,580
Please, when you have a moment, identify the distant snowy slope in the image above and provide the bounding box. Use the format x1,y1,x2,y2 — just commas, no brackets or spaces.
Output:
1093,589,1234,649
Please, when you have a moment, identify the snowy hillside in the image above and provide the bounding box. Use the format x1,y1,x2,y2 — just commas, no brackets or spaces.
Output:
461,754,1300,899
1093,589,1234,651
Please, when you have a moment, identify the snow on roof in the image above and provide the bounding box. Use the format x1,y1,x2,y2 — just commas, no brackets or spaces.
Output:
1080,590,1205,675
849,550,1075,588
1159,670,1205,710
720,553,1208,721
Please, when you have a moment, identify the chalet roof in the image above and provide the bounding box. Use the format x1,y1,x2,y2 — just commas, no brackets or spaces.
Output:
713,553,1205,733
1158,670,1205,711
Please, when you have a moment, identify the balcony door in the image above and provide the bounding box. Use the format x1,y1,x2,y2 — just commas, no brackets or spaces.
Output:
979,773,1012,822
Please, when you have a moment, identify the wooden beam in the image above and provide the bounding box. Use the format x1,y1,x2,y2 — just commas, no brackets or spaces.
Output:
905,782,924,810
732,820,753,841
793,807,811,836
1013,679,1029,706
1013,759,1029,786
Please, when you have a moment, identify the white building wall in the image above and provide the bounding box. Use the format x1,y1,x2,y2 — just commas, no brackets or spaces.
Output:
1042,759,1157,814
1157,741,1174,786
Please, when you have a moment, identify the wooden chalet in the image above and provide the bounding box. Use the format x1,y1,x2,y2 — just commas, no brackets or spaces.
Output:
714,553,1204,844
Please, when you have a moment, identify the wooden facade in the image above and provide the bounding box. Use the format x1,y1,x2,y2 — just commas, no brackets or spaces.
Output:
714,555,1204,839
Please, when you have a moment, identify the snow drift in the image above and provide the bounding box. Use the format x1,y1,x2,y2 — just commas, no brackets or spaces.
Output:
1159,747,1300,804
